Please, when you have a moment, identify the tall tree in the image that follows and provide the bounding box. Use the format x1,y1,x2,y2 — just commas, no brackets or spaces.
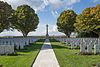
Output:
0,1,12,32
57,10,77,37
74,4,100,38
11,5,39,37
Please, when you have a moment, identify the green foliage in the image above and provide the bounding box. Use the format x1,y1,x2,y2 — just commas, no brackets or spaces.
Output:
77,31,99,37
74,4,100,37
11,5,39,37
57,10,77,37
0,1,12,32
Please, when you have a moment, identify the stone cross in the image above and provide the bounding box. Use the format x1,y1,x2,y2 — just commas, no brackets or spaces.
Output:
46,24,49,39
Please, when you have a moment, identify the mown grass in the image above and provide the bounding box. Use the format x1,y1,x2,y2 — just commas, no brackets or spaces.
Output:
0,39,45,67
50,39,100,67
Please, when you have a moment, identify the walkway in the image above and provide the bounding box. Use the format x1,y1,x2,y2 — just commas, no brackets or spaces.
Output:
32,39,60,67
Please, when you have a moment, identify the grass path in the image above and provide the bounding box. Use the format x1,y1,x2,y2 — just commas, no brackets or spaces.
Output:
0,39,45,67
50,39,100,67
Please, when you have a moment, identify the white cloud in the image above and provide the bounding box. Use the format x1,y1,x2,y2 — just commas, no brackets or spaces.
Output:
0,24,65,36
48,24,65,36
67,6,73,10
49,0,80,9
93,0,99,3
49,0,79,17
0,29,23,36
43,0,49,5
0,0,80,12
51,11,59,18
0,0,80,17
28,24,65,36
0,0,46,12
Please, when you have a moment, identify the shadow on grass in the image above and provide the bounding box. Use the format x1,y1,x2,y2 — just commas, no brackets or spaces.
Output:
51,44,68,49
0,65,2,67
49,39,68,49
49,39,59,42
17,44,42,53
50,39,81,50
37,39,45,42
16,39,45,53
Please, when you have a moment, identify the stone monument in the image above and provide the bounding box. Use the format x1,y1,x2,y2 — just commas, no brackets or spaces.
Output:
46,24,49,39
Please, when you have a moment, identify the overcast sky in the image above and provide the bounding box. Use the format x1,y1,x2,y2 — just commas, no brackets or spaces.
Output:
0,0,100,36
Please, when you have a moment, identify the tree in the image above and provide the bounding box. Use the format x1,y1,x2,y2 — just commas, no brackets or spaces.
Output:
0,1,12,32
11,5,39,37
74,4,100,38
57,10,77,37
77,31,99,37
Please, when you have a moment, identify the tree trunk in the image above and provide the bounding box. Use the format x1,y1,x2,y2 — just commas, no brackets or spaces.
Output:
22,32,28,37
99,34,100,38
65,33,70,38
67,35,70,38
93,31,100,38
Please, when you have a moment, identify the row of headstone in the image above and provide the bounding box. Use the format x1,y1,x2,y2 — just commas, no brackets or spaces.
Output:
55,38,100,54
0,37,40,54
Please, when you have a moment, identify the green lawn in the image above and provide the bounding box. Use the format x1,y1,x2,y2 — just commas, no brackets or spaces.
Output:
0,39,45,67
50,39,100,67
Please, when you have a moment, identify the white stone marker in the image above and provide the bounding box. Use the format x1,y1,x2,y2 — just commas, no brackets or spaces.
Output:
87,45,92,53
71,42,74,49
94,44,99,54
80,42,85,53
66,40,68,46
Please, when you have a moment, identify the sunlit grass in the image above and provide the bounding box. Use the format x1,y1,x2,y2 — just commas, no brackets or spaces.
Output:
50,39,100,67
0,39,45,67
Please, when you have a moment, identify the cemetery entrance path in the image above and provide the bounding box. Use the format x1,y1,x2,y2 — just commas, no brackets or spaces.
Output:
32,39,60,67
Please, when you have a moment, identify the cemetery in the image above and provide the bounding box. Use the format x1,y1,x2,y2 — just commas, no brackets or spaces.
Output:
0,37,40,54
0,36,100,67
0,0,100,67
50,39,100,67
55,38,100,55
0,39,45,67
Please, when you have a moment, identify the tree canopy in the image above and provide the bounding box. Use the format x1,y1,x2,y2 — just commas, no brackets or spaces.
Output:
74,4,100,37
0,1,12,32
11,5,39,37
77,31,99,38
57,10,77,37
